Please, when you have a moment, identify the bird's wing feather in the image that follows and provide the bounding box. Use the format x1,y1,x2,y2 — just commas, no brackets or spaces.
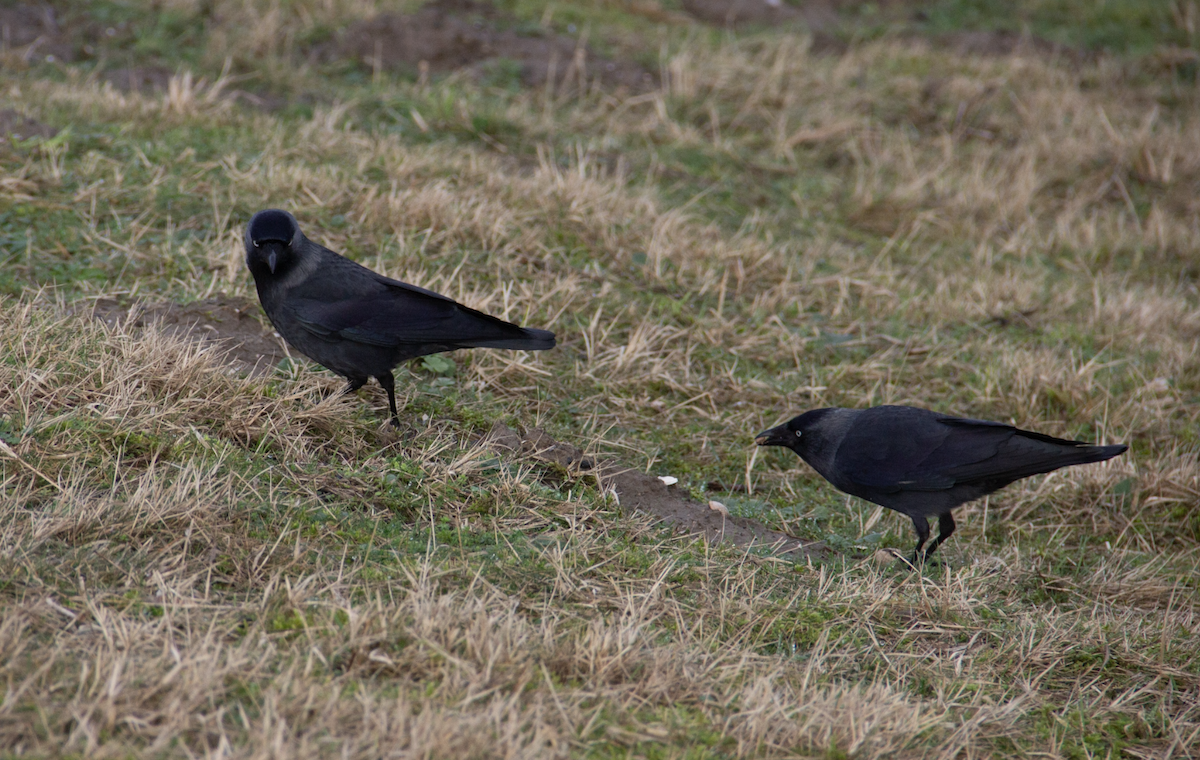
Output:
373,273,459,303
287,277,523,348
938,424,1093,483
836,415,1014,491
288,295,458,346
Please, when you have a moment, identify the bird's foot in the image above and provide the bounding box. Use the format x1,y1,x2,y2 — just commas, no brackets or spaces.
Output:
373,417,407,445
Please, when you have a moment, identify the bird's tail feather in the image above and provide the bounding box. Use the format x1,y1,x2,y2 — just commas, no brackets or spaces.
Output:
1011,443,1128,480
1082,444,1128,463
952,439,1127,484
469,327,556,351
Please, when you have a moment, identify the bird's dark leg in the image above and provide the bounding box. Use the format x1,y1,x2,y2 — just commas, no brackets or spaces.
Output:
909,515,930,565
376,371,399,425
922,512,956,562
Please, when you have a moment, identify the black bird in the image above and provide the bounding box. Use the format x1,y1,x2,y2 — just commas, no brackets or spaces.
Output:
756,406,1127,563
244,209,556,422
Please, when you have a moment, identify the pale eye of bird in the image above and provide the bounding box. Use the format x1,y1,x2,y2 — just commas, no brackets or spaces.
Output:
795,430,802,437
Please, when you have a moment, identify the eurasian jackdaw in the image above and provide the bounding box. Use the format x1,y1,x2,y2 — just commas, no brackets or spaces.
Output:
756,405,1127,563
244,209,556,422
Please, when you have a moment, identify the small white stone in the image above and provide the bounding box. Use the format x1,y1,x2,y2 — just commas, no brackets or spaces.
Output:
658,475,678,486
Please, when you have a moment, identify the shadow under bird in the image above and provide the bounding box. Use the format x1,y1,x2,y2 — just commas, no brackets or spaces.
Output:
756,405,1127,563
244,209,556,422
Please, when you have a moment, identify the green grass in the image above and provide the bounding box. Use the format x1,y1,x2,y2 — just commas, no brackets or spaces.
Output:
2,1,1199,757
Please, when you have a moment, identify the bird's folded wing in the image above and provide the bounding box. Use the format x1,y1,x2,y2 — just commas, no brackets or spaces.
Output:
288,292,465,347
838,417,1013,491
939,429,1091,483
288,278,530,347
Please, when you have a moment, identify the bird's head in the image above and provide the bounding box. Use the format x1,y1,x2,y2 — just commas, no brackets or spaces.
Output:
245,209,302,278
755,408,839,455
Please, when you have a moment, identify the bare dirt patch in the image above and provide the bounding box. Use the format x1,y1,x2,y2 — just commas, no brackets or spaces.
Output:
0,108,57,141
0,3,134,64
680,0,808,28
322,0,654,91
101,65,173,92
934,29,1090,61
0,3,74,62
486,422,827,559
681,2,1090,62
83,294,287,375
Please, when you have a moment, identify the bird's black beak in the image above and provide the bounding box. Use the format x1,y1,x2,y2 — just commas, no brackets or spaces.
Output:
251,241,283,274
755,424,793,448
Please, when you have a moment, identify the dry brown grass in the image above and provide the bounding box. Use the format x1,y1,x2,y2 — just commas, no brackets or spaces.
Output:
2,1,1199,756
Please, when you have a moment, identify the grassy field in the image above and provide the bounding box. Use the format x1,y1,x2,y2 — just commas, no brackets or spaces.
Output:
2,1,1199,757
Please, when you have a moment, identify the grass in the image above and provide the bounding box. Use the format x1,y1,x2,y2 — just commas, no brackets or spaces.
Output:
2,0,1199,757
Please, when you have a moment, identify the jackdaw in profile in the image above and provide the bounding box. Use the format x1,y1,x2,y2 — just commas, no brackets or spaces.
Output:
756,405,1127,563
244,209,556,422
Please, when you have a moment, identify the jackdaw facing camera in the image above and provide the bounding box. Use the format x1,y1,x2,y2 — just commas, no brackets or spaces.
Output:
756,405,1127,564
244,209,556,422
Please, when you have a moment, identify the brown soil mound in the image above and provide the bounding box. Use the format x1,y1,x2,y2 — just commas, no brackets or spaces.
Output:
680,0,806,28
322,0,654,92
937,29,1085,60
83,294,287,375
680,2,1090,62
0,109,57,141
485,422,826,559
101,66,173,93
0,3,74,62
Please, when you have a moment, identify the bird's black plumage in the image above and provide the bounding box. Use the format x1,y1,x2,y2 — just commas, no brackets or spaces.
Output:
756,406,1127,563
244,209,556,421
